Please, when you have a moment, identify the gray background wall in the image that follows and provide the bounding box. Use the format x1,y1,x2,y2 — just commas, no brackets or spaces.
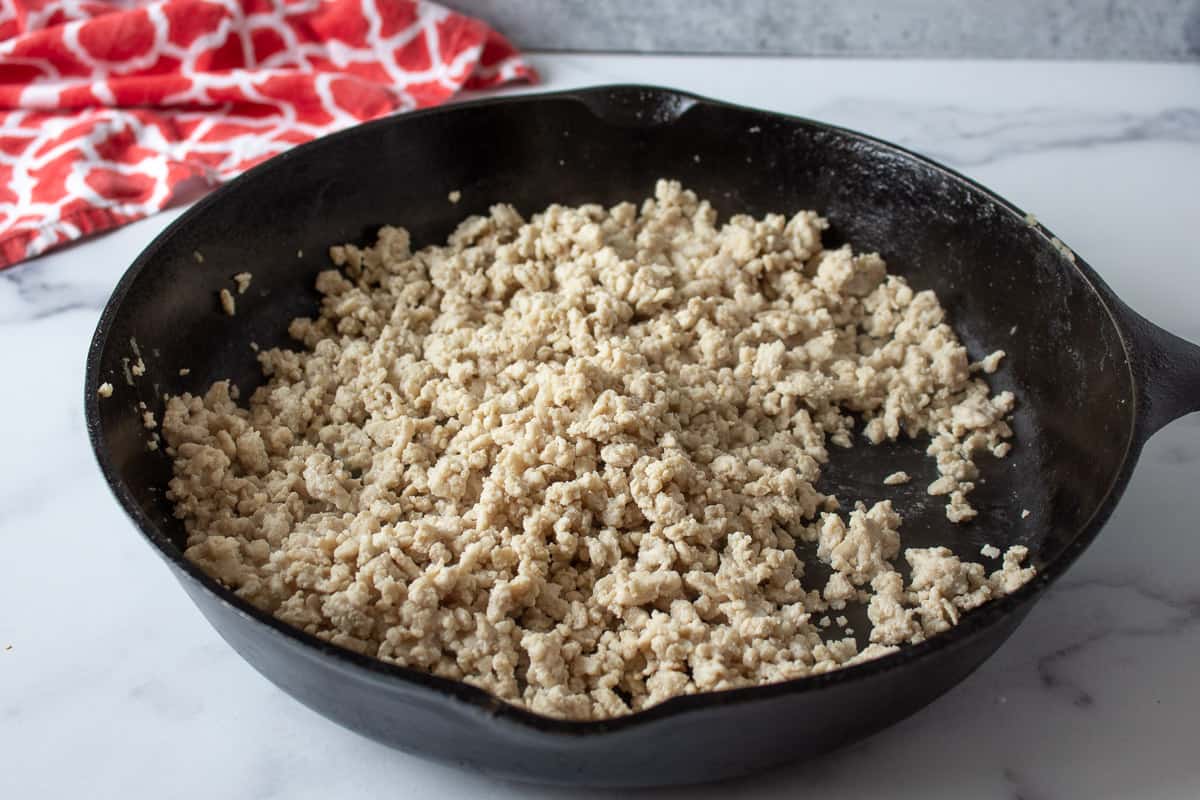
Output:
448,0,1200,60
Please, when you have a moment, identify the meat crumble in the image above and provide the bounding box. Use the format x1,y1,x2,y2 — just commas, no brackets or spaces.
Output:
162,181,1033,720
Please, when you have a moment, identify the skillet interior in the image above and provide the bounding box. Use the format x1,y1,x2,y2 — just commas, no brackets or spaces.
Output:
86,86,1138,782
94,86,1134,576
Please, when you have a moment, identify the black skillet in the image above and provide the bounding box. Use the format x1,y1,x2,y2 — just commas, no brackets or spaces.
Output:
85,86,1200,786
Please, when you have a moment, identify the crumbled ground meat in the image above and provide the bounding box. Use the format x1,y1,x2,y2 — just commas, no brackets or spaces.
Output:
162,180,1033,721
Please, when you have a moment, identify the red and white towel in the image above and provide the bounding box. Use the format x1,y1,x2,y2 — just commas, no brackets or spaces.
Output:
0,0,535,268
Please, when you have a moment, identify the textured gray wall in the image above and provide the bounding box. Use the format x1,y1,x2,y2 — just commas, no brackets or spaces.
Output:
448,0,1200,60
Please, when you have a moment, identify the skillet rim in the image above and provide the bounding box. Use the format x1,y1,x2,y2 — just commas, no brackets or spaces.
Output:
84,83,1144,736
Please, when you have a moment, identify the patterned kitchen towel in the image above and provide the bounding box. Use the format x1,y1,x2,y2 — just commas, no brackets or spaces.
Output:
0,0,536,267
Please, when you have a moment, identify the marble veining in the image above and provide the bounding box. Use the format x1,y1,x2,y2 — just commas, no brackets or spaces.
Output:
0,267,110,324
1033,578,1200,709
0,230,161,326
807,102,1200,168
1,55,1198,799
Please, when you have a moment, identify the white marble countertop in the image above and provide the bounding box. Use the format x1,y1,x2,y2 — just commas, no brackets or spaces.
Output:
3,54,1199,799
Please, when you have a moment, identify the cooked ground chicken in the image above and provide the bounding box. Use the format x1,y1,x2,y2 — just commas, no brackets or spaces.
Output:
162,181,1033,721
97,382,113,398
976,350,1005,374
234,272,253,294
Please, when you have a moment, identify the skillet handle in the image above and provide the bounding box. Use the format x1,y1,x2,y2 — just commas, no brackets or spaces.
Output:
1125,307,1200,438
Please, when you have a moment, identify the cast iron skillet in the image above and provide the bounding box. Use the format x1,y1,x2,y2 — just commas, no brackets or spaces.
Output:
85,85,1200,786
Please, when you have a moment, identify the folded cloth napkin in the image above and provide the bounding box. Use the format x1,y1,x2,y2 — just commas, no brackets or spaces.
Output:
0,0,535,268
